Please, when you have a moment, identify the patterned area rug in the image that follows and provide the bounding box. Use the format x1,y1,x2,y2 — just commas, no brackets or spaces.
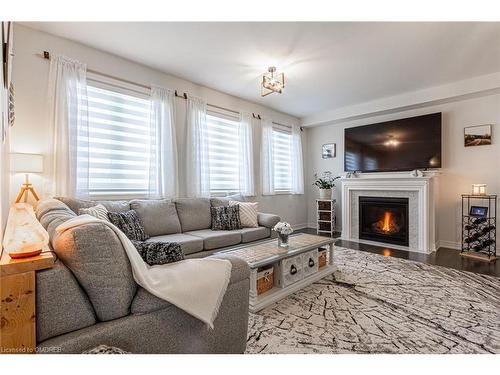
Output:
246,246,500,354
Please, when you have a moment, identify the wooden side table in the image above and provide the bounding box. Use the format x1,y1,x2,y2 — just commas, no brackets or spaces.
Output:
0,249,54,354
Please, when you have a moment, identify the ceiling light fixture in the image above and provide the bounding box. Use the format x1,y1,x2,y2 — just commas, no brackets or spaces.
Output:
261,66,285,97
384,136,400,147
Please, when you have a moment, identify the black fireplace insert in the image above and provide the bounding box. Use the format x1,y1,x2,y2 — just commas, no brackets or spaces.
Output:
359,196,409,246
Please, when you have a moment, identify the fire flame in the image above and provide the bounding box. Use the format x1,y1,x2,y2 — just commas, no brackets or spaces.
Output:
372,210,401,235
382,211,392,233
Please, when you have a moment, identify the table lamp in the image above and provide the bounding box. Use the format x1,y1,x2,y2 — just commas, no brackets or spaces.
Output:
10,153,44,203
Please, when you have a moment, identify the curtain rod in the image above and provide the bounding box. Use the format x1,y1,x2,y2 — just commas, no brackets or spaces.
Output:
41,50,295,129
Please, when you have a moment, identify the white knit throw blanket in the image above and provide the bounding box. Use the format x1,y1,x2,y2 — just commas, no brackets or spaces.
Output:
56,215,232,328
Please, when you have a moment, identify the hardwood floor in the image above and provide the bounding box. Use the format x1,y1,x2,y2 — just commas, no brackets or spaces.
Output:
299,228,500,277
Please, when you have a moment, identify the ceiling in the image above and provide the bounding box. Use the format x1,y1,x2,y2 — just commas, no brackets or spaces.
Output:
22,22,500,119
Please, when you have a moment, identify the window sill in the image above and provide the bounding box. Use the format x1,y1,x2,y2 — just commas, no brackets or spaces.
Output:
263,191,303,196
88,193,150,201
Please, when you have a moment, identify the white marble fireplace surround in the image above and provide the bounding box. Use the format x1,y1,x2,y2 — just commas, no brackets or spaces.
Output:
341,172,438,254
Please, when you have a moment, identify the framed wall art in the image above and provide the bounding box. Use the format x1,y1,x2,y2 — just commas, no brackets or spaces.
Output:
322,143,336,159
464,124,492,147
2,22,13,90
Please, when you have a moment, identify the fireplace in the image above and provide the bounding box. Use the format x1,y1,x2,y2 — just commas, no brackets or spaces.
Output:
359,196,409,246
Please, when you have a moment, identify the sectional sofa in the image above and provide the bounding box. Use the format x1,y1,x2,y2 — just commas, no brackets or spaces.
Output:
34,196,280,353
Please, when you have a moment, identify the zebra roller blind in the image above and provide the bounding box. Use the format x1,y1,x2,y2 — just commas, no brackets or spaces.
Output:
83,81,152,197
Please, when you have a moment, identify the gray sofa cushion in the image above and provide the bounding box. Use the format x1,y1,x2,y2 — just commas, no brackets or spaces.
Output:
174,198,212,232
238,227,271,243
147,233,203,255
36,199,77,247
36,261,97,342
186,229,241,250
131,287,172,315
37,197,72,218
210,198,230,207
56,197,130,214
52,221,136,322
257,212,281,228
130,199,181,236
210,194,246,207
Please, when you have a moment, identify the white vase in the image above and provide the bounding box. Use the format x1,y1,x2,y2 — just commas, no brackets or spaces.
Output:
319,189,332,199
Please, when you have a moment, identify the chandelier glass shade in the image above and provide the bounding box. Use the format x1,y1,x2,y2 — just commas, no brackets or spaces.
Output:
261,66,285,97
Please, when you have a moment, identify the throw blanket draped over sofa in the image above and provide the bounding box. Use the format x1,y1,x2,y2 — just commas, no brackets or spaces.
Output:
56,214,232,328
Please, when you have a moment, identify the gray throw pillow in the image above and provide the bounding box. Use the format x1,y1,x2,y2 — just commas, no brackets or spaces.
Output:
210,205,242,231
107,210,149,241
132,241,184,266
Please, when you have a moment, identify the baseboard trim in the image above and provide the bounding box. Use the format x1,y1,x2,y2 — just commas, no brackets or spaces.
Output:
437,240,461,250
437,240,500,253
292,223,309,230
307,223,342,231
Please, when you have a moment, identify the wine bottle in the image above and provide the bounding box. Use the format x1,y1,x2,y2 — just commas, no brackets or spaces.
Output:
481,238,496,248
472,244,484,252
480,225,495,235
464,233,481,243
464,224,477,230
472,217,487,225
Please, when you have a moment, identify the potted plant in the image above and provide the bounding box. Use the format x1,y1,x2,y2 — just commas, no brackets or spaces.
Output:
313,171,340,199
273,222,294,249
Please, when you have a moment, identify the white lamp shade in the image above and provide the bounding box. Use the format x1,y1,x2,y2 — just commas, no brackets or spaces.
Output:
10,153,44,173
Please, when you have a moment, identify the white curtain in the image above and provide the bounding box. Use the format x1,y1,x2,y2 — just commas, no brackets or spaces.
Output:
291,125,304,194
47,54,89,198
238,112,255,196
186,96,210,197
260,116,275,196
149,86,178,198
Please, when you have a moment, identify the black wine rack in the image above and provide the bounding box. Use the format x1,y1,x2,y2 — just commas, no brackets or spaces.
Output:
461,194,497,258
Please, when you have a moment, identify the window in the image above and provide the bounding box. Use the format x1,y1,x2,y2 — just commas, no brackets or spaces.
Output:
345,150,359,172
272,127,293,192
83,81,152,197
364,157,378,171
205,113,241,194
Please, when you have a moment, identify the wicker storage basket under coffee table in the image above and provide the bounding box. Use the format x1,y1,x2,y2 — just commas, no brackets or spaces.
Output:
217,233,336,312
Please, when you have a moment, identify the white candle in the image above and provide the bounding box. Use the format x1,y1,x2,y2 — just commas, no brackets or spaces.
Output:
472,184,487,195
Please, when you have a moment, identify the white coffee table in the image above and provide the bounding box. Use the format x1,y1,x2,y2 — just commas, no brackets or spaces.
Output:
219,233,336,312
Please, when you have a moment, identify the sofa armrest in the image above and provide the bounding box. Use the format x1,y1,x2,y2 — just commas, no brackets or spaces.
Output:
53,222,137,322
209,254,250,284
36,261,96,343
257,212,280,229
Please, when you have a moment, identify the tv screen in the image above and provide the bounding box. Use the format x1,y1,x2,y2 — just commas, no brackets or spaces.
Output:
344,113,442,172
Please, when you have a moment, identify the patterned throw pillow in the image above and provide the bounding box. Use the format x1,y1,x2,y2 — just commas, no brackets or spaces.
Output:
83,345,130,354
210,205,242,231
132,241,184,266
79,204,109,221
229,201,258,228
107,210,150,241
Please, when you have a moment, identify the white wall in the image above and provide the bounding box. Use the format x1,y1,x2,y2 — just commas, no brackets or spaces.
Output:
11,24,308,227
305,93,500,249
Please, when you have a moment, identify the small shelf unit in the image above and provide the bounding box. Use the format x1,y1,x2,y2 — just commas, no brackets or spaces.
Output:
461,194,497,259
316,199,336,235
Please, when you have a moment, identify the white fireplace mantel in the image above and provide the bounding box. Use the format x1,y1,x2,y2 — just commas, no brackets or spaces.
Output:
341,173,438,253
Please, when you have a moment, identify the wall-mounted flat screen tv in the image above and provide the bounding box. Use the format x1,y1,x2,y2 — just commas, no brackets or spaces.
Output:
344,112,442,172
